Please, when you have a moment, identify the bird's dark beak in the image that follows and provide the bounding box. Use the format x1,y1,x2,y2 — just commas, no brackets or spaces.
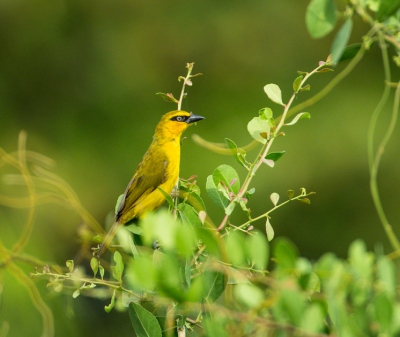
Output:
186,113,205,124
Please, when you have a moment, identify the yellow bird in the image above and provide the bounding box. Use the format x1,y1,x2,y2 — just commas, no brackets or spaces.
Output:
97,110,205,256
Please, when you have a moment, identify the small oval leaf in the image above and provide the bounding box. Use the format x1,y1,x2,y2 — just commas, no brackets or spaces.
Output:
264,84,284,105
270,192,280,206
306,0,338,39
266,218,275,242
293,75,303,92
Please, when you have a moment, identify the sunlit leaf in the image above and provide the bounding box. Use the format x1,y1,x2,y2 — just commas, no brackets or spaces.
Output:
226,231,246,266
270,192,279,206
72,289,80,298
306,0,338,38
258,107,274,119
90,258,98,277
247,117,270,144
266,218,274,242
126,254,156,289
115,194,124,215
234,283,265,308
104,290,116,313
246,231,269,270
264,84,284,105
300,304,325,333
111,251,124,282
66,260,74,274
285,112,310,126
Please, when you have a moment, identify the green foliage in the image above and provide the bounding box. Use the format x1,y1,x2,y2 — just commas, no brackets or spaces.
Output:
2,2,400,335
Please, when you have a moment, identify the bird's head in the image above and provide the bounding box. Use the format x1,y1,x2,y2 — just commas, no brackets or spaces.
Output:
155,110,205,140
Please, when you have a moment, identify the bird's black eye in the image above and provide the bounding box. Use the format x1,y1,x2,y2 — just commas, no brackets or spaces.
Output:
171,115,187,122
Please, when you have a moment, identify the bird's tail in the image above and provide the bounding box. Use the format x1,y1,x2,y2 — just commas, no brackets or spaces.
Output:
96,221,122,257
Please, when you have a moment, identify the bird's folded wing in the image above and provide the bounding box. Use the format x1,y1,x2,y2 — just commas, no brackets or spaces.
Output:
116,151,169,221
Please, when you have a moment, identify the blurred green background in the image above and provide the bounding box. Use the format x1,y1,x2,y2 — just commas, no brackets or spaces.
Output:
1,0,400,336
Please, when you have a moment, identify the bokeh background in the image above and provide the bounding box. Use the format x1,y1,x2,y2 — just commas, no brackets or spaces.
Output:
1,0,400,336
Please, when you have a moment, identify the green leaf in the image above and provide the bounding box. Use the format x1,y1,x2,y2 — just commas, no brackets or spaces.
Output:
374,292,393,333
339,43,362,62
111,251,124,282
299,198,311,204
330,17,353,65
246,231,269,270
270,192,279,206
104,290,116,313
278,289,306,325
224,200,237,215
258,107,274,119
300,304,325,333
300,84,311,92
225,138,250,169
203,317,228,337
226,231,246,267
213,164,240,195
99,265,105,280
293,75,303,92
285,112,310,126
125,224,143,235
227,267,251,284
287,190,294,199
234,283,265,308
157,187,175,208
126,254,156,290
273,237,298,270
247,117,271,144
377,256,396,297
178,203,202,227
156,92,179,103
202,270,226,303
72,289,80,298
115,194,124,215
129,302,162,337
306,0,338,38
207,176,228,209
92,235,103,243
264,84,284,105
90,258,98,277
265,218,274,242
194,226,220,257
66,260,74,273
156,254,185,301
377,0,400,21
265,151,285,162
140,209,177,249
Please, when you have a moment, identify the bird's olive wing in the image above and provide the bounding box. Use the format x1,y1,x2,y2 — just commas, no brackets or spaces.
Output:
116,152,168,221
